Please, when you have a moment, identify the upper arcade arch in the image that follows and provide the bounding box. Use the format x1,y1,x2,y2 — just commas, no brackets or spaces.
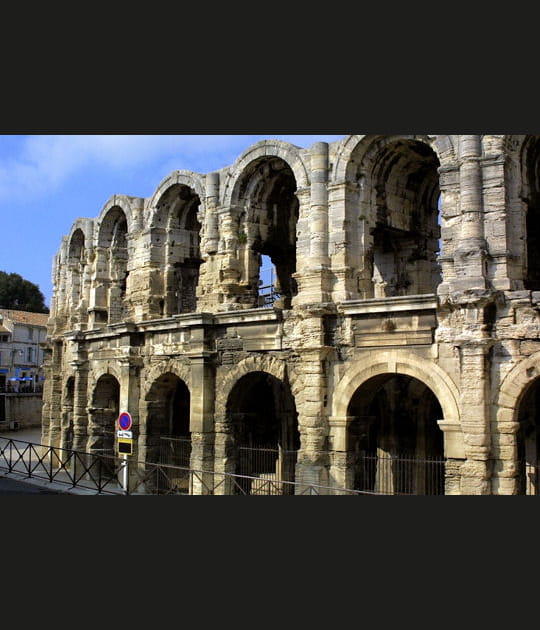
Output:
94,195,138,246
222,139,310,208
146,170,206,230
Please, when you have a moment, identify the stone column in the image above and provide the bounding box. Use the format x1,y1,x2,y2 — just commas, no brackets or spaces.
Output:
188,344,216,495
204,172,220,255
327,415,352,493
294,344,332,493
457,338,493,494
45,340,64,450
214,205,244,309
453,135,488,292
70,359,89,478
294,142,332,306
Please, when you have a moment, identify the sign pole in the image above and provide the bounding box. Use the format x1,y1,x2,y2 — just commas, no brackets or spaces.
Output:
122,453,128,495
117,411,133,495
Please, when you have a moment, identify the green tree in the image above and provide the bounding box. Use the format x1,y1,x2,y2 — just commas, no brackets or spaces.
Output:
0,271,49,313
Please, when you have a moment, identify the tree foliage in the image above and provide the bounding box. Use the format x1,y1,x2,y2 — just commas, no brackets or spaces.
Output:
0,271,49,313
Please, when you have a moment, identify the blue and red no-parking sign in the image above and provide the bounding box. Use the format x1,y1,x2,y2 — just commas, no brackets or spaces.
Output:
118,411,133,431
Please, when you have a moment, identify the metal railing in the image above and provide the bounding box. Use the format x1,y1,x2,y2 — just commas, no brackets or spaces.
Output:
0,435,448,496
350,451,446,495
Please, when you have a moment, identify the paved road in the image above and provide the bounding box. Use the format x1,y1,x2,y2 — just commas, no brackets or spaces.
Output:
0,428,67,494
0,474,64,494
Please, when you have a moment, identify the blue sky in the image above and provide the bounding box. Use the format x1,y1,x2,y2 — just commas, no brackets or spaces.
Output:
0,134,345,308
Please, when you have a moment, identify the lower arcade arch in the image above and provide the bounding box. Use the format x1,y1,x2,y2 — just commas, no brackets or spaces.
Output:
145,372,191,467
226,371,300,494
88,373,120,461
516,376,540,495
346,373,445,494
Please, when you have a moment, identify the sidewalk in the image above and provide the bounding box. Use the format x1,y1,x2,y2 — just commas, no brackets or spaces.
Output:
0,426,103,495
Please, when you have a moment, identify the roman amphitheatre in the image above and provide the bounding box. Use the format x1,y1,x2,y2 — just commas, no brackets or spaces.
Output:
41,135,540,494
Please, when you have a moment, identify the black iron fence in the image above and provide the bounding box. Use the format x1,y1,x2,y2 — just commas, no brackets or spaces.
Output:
351,451,446,495
0,435,450,496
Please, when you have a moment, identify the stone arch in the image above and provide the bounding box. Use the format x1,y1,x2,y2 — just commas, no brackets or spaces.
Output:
331,351,460,494
494,351,540,494
140,359,191,402
87,371,121,464
146,170,206,230
216,354,289,418
332,350,460,426
332,134,456,184
94,195,137,245
145,174,205,316
333,134,444,299
221,141,308,309
217,354,299,495
494,351,540,432
222,140,310,208
91,199,132,325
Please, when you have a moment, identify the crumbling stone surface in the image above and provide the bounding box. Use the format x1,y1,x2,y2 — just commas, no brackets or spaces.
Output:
42,135,540,494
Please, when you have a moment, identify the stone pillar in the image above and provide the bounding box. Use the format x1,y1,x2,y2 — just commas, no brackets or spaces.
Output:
453,136,488,292
458,338,492,494
70,360,89,478
204,172,220,255
294,142,332,306
294,344,331,493
212,412,236,495
196,172,222,311
214,205,245,309
188,349,216,495
118,356,141,494
44,340,63,450
327,415,352,493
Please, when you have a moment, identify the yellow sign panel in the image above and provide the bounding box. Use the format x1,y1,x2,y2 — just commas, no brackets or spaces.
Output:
117,438,133,456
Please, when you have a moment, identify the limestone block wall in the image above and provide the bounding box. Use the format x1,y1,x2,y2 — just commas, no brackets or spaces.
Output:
41,134,540,495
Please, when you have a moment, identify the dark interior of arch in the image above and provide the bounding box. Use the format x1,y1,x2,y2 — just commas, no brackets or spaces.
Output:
89,374,120,458
97,208,128,323
145,373,191,483
347,373,444,494
226,371,300,493
68,229,85,261
238,158,299,309
524,136,540,290
362,139,442,297
156,184,202,315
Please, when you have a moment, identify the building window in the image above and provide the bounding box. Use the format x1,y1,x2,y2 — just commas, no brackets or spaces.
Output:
27,347,33,362
28,327,33,340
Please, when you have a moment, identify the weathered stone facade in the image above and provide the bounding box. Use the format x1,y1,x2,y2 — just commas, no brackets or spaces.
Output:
42,135,540,494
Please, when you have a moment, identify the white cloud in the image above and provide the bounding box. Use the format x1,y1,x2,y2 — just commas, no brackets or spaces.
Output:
0,134,346,204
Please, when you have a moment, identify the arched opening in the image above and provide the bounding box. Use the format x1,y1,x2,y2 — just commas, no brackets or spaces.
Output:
354,138,441,298
95,207,128,325
145,372,191,493
516,377,540,495
522,136,540,290
347,373,445,494
237,158,299,309
88,374,120,477
153,184,202,316
226,371,299,494
67,229,86,327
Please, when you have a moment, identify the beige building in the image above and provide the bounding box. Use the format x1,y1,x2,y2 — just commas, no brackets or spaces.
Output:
0,309,49,429
42,135,540,494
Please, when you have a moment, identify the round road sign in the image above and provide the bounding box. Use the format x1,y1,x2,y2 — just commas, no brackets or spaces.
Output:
118,411,132,431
